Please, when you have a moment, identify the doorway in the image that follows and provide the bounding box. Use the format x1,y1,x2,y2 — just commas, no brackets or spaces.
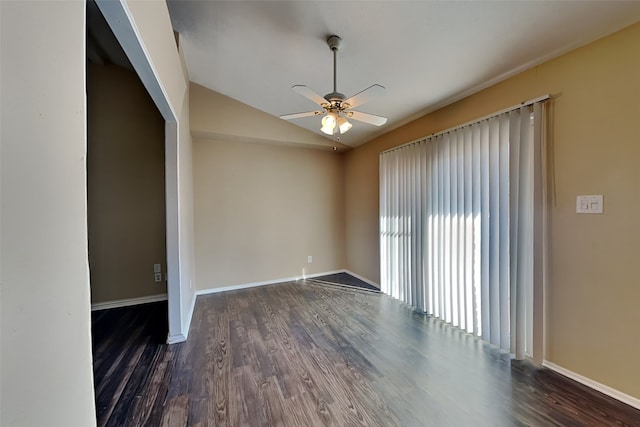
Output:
86,0,168,316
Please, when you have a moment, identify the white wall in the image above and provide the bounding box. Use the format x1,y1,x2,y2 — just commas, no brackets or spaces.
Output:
177,89,196,334
0,1,96,426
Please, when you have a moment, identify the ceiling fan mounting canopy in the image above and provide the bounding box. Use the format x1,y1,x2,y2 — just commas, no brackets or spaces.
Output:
327,35,342,51
279,34,387,136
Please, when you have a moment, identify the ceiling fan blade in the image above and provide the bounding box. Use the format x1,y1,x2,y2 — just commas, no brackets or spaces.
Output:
280,110,324,120
346,110,388,126
344,84,385,109
292,85,328,107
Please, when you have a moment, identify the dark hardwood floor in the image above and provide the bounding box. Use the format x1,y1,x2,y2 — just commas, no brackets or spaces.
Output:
92,282,640,426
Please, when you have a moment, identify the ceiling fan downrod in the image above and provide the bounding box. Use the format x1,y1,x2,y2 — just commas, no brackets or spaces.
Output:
325,35,345,106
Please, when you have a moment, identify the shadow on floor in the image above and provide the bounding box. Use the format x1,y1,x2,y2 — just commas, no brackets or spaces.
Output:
305,271,380,292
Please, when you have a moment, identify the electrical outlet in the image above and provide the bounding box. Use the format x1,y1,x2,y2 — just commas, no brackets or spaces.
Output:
308,256,313,264
154,272,163,283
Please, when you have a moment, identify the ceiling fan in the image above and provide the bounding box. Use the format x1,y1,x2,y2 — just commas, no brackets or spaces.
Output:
280,35,387,136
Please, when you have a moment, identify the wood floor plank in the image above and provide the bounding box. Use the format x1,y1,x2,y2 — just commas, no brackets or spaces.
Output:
93,282,640,426
160,395,189,427
128,348,172,426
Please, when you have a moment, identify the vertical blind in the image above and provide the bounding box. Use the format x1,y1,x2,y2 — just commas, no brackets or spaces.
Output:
380,101,546,358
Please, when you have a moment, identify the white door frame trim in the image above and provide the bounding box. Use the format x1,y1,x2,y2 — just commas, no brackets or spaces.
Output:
95,0,184,341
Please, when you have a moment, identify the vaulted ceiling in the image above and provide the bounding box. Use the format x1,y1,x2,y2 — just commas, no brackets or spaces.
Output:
167,1,640,147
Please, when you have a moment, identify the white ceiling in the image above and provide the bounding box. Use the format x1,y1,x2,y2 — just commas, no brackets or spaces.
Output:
167,1,640,147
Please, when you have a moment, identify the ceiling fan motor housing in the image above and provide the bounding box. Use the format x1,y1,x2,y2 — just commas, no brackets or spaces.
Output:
324,92,349,111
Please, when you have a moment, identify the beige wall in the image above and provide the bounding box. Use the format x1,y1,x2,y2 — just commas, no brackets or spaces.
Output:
190,82,349,151
0,1,96,426
345,22,640,399
193,137,345,289
190,83,347,290
87,64,167,304
124,0,187,117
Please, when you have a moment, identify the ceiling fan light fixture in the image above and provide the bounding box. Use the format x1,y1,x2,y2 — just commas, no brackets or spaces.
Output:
320,124,335,135
321,112,337,134
337,116,352,134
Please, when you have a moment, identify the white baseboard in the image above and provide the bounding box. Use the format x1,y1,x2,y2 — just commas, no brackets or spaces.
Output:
195,269,345,296
91,293,167,311
343,269,380,289
542,360,640,410
165,292,198,345
166,333,187,344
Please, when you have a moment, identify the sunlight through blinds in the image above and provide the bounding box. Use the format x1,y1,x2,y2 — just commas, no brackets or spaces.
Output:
380,100,546,357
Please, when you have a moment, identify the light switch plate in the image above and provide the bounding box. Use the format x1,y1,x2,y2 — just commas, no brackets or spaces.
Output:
153,263,161,273
576,195,603,214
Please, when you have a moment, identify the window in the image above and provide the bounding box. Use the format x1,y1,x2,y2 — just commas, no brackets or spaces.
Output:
380,100,547,358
